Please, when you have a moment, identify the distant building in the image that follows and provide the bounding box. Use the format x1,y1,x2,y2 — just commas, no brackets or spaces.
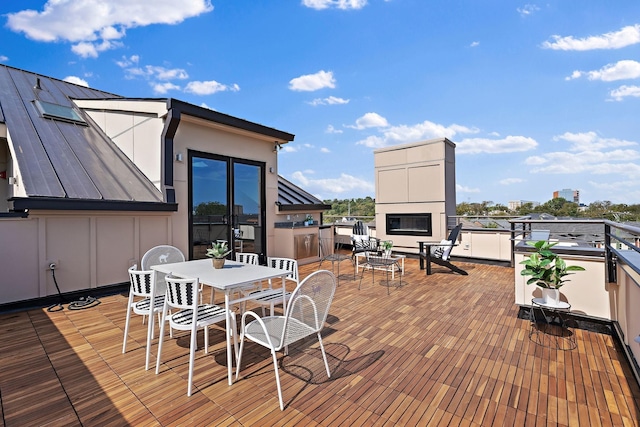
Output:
553,188,580,204
508,200,540,211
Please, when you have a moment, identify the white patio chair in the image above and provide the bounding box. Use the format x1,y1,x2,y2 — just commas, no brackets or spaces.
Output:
141,245,185,292
236,252,259,265
122,265,165,370
230,252,261,307
141,245,185,331
155,275,237,397
235,269,337,410
244,257,298,316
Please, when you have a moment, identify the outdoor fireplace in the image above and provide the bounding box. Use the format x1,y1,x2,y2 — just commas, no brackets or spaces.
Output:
386,213,432,236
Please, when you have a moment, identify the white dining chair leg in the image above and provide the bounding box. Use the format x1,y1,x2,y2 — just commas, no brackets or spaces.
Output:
155,305,168,374
318,332,331,377
235,334,246,381
271,349,284,410
122,293,134,353
145,306,156,370
204,325,209,355
187,321,198,397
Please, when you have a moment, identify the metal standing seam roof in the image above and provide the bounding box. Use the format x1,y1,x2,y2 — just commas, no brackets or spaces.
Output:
0,65,167,210
1,65,298,212
277,175,331,211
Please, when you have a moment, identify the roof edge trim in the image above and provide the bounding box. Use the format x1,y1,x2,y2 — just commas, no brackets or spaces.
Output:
10,197,178,212
167,98,294,142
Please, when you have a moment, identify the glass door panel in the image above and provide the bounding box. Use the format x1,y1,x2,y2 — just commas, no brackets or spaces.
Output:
190,156,229,259
233,162,263,256
189,152,265,260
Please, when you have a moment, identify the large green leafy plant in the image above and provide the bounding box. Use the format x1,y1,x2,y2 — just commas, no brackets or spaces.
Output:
519,240,585,289
206,241,232,259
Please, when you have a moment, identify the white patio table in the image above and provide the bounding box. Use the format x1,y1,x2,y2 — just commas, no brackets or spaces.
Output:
151,258,290,385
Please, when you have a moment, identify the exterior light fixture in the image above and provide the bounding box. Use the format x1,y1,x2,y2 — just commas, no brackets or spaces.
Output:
175,152,183,162
273,142,282,153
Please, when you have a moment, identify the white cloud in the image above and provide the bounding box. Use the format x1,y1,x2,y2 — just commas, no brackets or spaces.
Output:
320,147,331,153
152,82,180,94
71,39,123,58
553,131,637,151
6,0,213,57
282,145,298,153
456,184,481,193
517,4,540,16
542,24,640,51
347,112,389,130
610,85,640,101
500,178,525,185
356,119,479,148
116,54,139,68
302,0,368,10
524,156,547,165
289,70,336,92
63,76,89,87
325,125,343,134
307,96,350,106
185,80,240,95
566,60,640,82
526,132,640,178
456,136,538,154
470,41,480,48
0,55,9,62
121,65,188,80
291,170,375,197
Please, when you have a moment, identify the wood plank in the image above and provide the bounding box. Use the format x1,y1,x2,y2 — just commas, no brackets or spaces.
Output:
0,259,638,426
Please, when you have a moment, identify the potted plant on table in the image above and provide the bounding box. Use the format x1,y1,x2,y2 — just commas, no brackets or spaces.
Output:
206,241,232,269
381,240,393,257
519,240,585,306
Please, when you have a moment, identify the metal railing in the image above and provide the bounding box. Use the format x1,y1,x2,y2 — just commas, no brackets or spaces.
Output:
604,220,640,282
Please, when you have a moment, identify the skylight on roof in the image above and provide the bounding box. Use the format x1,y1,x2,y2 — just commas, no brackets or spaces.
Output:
34,100,86,125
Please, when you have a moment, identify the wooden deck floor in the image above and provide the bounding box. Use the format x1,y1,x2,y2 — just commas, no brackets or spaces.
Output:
1,256,639,426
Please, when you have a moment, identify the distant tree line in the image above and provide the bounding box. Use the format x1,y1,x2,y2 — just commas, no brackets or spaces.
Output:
322,197,375,221
322,197,640,223
456,198,640,222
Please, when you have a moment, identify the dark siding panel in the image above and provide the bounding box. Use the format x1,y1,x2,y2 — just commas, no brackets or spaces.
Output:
1,67,65,197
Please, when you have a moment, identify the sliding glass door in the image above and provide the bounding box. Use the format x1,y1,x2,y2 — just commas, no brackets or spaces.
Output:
189,151,265,260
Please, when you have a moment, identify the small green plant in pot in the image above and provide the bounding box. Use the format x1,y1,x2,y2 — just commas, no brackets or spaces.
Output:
519,240,585,305
206,241,232,268
381,240,393,256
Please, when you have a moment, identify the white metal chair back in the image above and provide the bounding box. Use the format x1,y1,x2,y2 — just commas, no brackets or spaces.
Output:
282,270,336,345
141,245,185,293
164,275,199,310
236,252,259,265
235,270,337,410
141,245,185,269
267,257,299,285
128,264,154,297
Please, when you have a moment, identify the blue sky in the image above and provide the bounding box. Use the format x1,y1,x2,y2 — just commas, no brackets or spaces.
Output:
2,0,639,206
